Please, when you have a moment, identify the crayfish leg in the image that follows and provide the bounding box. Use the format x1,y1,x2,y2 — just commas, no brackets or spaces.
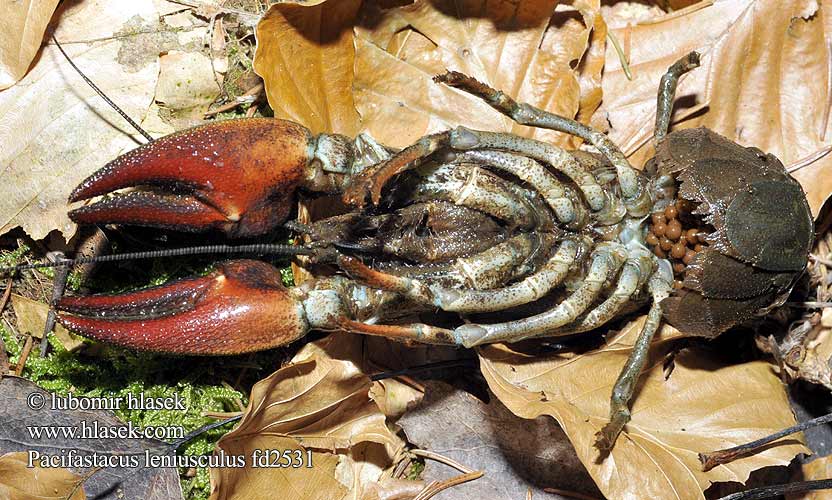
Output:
335,318,458,346
595,265,674,450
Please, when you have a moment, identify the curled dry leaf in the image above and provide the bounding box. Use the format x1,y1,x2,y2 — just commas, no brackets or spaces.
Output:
479,316,809,500
0,451,85,500
0,0,60,89
352,0,605,148
254,0,606,148
0,0,161,240
211,335,404,499
780,307,832,390
599,0,832,215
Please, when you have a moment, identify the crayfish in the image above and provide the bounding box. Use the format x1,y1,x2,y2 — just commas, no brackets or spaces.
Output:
49,52,814,450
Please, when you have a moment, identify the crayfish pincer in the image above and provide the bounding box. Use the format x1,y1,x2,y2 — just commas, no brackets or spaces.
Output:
55,51,813,450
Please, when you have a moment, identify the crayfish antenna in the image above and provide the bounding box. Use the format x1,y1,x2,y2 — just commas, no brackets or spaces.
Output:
52,35,153,142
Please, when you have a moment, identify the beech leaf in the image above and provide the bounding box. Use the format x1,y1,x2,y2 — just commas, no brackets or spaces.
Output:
0,452,85,500
0,0,60,89
0,0,162,240
599,0,832,216
211,335,404,499
479,317,809,500
253,0,607,149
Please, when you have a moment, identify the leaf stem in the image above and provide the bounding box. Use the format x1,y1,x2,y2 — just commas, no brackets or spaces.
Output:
606,31,632,81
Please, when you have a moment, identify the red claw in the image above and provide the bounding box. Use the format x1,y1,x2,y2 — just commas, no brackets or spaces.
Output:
56,260,308,355
69,118,313,237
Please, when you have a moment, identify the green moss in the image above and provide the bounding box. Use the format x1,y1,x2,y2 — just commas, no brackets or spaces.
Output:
0,244,29,269
407,458,425,480
2,316,289,499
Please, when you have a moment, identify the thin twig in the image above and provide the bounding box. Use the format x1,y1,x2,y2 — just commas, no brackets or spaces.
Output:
204,83,263,117
410,449,475,474
699,411,832,471
606,32,632,80
14,335,33,377
0,276,13,371
202,410,243,419
715,479,832,500
787,144,832,173
42,253,70,357
412,471,484,500
0,276,13,313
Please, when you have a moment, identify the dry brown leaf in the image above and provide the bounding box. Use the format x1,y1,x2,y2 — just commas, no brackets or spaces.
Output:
253,0,363,137
599,0,832,216
399,380,599,499
254,0,606,148
0,0,164,240
0,451,85,500
11,294,85,352
211,435,346,500
787,455,832,499
211,335,404,499
479,316,809,500
0,0,60,90
352,0,604,148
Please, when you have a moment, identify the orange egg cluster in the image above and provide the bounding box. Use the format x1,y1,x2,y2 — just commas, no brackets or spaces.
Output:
645,202,707,286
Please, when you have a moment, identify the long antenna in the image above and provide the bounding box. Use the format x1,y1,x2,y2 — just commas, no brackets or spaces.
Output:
0,244,314,275
52,35,154,142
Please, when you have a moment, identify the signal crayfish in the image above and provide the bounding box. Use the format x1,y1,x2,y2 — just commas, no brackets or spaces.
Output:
45,52,814,450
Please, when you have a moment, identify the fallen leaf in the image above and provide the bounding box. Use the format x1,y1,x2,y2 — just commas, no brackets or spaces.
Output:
211,335,405,499
0,0,60,89
11,294,85,352
254,0,607,149
253,0,363,137
599,0,832,216
0,0,163,240
0,451,85,500
352,0,605,148
0,376,183,500
360,477,425,500
399,380,600,499
479,317,809,500
0,0,225,240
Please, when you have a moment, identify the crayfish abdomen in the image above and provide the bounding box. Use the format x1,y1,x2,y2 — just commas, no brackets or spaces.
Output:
649,128,813,337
